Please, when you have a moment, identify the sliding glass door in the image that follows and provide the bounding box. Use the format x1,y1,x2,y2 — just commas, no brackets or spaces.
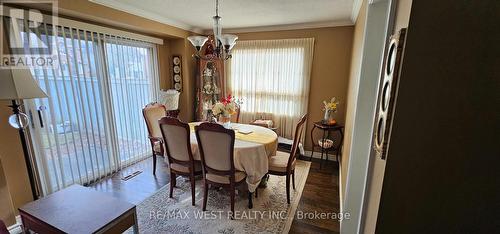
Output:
13,22,159,194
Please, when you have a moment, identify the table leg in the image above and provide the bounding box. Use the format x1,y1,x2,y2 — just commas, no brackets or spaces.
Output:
320,129,327,169
320,147,324,169
325,148,329,165
248,191,253,209
133,211,139,234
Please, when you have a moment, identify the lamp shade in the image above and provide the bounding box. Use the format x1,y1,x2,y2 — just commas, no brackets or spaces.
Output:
187,36,209,51
0,69,47,100
220,34,238,50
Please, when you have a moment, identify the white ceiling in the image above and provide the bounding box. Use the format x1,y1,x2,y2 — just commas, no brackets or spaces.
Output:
90,0,362,33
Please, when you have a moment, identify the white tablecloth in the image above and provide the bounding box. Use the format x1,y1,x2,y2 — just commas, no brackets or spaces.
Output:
189,123,278,192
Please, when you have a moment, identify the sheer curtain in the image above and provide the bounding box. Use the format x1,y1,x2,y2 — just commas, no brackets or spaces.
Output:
227,38,314,139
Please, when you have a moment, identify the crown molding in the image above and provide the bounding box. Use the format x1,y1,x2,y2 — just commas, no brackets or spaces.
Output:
91,0,359,35
351,0,363,23
203,20,354,35
89,0,204,34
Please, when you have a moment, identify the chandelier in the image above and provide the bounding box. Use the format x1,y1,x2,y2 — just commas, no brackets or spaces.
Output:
187,0,238,60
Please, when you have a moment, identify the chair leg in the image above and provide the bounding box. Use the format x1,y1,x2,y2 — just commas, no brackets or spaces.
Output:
152,151,157,175
230,187,236,219
169,172,176,198
309,149,314,161
320,148,324,169
286,174,291,204
292,170,296,190
202,181,208,211
248,191,253,209
190,175,196,206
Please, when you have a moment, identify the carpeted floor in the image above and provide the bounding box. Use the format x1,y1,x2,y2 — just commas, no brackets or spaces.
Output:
129,160,311,234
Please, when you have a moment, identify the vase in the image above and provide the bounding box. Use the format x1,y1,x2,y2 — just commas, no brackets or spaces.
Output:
218,114,232,129
323,109,337,125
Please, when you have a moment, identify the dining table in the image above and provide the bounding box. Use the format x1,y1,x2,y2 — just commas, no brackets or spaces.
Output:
188,122,278,193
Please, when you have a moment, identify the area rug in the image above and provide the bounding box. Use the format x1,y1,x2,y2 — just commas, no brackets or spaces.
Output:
131,160,311,234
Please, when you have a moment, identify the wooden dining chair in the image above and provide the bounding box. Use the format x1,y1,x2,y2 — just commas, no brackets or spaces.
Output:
195,123,247,218
159,117,202,206
142,102,167,175
268,114,308,204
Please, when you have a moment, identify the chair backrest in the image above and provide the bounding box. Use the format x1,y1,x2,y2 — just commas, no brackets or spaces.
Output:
230,106,240,123
142,102,167,139
287,114,308,170
158,117,194,165
195,123,236,176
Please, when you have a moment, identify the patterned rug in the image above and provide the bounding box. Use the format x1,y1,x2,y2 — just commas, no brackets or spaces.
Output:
131,160,311,234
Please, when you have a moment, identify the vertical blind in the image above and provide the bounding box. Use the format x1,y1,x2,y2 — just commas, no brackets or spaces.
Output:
6,16,160,195
227,38,314,139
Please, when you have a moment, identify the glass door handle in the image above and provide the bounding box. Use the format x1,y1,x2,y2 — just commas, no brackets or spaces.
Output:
37,106,46,128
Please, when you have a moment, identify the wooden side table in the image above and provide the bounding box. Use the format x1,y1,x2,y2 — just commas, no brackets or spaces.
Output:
309,122,345,168
19,185,138,234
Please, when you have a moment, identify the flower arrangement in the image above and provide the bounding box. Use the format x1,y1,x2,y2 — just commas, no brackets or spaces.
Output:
323,97,340,125
212,94,239,117
323,97,339,112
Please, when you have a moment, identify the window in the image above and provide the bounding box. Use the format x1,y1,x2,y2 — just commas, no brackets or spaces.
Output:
8,17,160,194
228,38,314,139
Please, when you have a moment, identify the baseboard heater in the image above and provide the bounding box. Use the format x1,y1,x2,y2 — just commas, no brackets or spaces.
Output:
121,170,142,181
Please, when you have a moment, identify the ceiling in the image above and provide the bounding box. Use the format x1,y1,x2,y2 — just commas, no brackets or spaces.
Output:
90,0,362,33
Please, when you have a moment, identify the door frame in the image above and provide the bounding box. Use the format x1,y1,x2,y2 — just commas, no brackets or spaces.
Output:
341,0,396,233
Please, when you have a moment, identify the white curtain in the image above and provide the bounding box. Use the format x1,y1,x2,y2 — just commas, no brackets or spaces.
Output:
227,38,314,139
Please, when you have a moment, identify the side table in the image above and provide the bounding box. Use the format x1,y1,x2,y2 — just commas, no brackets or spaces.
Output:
310,121,345,168
19,185,138,234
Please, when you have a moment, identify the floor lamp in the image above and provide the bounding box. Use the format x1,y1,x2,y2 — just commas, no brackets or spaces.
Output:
0,68,48,200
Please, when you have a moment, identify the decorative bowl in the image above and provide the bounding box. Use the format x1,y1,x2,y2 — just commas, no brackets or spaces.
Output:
318,139,334,149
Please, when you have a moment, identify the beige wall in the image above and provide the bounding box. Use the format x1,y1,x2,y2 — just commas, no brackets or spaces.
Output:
235,27,354,150
0,0,198,226
362,1,412,233
342,0,368,201
168,39,198,121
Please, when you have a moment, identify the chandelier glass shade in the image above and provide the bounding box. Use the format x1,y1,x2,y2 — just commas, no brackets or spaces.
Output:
187,36,209,52
220,34,238,50
187,0,237,60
